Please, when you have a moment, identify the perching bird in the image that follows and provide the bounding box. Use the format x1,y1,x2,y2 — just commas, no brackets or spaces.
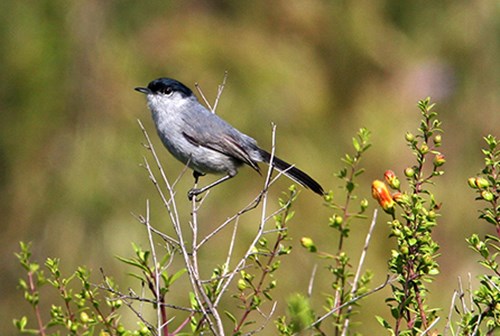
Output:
135,77,324,199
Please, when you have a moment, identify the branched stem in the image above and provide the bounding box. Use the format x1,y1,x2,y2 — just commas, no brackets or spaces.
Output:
27,271,46,336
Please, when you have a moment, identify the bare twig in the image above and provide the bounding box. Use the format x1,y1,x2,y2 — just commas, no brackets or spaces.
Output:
99,269,162,331
138,120,220,335
195,71,229,114
120,296,156,332
311,275,396,329
177,125,288,335
136,117,301,335
172,158,192,189
420,317,440,336
100,283,198,312
213,124,279,308
308,264,318,298
195,82,213,112
468,273,473,312
243,301,278,336
195,188,265,249
194,148,296,250
217,215,241,295
144,199,166,336
443,290,458,336
188,186,225,334
457,276,467,314
131,211,180,246
212,70,228,113
341,209,378,336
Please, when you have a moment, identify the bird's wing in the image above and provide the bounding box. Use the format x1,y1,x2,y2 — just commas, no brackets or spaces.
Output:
181,113,261,172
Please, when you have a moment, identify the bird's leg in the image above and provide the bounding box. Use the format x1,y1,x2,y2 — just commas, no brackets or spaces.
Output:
192,171,206,184
188,173,235,200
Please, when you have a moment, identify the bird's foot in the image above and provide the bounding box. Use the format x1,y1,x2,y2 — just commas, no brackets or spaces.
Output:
188,188,202,201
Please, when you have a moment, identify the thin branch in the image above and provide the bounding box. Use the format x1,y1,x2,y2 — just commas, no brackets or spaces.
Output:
102,287,198,312
99,269,160,332
195,82,213,112
308,264,318,298
243,301,278,336
172,158,192,190
195,190,264,249
121,297,156,332
195,71,229,114
131,212,180,247
484,275,500,292
194,159,296,251
212,70,228,113
144,199,167,336
457,276,467,314
170,312,196,335
136,118,300,335
471,311,483,336
443,290,458,336
420,317,440,336
341,209,378,336
311,275,396,328
213,125,279,308
468,273,474,313
27,271,46,336
194,138,295,250
138,120,220,335
188,185,225,334
262,227,287,235
217,215,241,295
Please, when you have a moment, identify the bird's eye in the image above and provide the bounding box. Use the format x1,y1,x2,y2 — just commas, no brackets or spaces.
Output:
162,86,173,95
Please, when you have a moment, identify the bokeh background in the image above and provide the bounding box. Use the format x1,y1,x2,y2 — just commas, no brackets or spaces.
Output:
1,1,499,335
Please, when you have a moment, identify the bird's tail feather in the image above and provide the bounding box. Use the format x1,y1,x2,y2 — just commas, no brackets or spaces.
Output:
259,149,324,196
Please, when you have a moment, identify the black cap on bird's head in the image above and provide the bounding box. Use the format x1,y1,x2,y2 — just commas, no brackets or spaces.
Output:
134,78,193,98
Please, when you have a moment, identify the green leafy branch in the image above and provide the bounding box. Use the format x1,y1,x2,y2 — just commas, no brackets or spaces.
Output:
454,134,499,335
14,242,130,336
374,98,443,335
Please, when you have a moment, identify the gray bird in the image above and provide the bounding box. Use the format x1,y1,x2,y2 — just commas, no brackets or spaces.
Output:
135,78,324,199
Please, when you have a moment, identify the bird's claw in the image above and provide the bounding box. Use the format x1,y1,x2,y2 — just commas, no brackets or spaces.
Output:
188,188,202,201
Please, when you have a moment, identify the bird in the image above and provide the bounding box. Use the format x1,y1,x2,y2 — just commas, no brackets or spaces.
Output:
135,77,324,200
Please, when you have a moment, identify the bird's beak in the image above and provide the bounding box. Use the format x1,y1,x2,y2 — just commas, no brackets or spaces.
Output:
134,87,151,94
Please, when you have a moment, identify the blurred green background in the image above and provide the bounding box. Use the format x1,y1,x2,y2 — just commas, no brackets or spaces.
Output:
1,1,499,334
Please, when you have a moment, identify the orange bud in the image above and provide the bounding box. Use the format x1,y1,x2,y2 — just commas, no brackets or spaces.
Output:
433,154,446,167
384,170,400,189
372,180,395,214
392,192,404,204
384,170,396,180
475,177,490,189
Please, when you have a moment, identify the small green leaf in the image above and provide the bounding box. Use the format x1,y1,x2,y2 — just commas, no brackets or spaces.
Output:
352,137,361,152
224,310,237,325
169,268,187,285
13,316,28,330
375,315,393,331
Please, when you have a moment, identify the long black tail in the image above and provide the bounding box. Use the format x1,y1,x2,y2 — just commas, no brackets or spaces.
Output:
259,149,324,196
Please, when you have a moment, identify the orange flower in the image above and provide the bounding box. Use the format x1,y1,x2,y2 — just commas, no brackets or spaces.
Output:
372,180,395,214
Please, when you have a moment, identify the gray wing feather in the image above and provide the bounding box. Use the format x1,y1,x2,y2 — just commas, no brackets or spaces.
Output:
181,110,261,172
